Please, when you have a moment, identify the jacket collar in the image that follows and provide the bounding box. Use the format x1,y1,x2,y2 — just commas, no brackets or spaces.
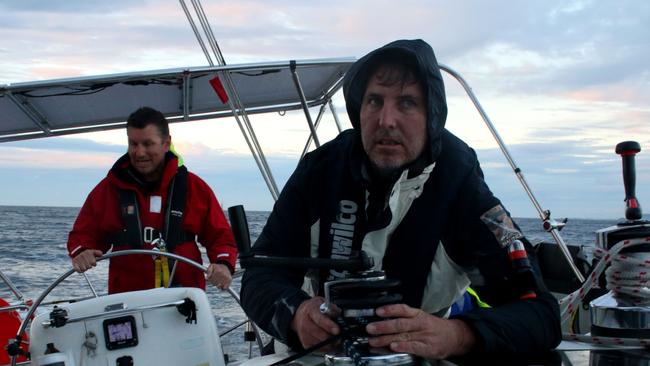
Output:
109,151,179,191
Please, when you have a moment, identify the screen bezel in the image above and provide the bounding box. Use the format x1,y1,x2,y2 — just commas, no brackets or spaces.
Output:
102,315,139,350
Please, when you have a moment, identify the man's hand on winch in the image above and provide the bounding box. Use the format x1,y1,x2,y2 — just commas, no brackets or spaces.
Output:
366,303,476,359
206,263,232,289
291,296,341,350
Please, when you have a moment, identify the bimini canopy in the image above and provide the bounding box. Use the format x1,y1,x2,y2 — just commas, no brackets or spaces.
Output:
0,58,354,143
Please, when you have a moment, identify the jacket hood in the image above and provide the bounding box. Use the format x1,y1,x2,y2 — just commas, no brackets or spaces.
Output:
343,39,448,161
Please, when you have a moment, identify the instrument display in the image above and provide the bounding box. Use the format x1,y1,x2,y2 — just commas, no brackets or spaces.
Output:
103,315,138,350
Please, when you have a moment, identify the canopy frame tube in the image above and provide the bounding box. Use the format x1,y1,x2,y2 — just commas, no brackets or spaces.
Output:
291,61,321,150
7,93,51,134
439,63,585,284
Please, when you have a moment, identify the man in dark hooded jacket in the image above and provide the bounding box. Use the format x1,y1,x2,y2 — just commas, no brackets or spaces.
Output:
241,39,561,359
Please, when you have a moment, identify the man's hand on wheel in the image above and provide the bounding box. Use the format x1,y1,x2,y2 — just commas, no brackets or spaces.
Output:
71,249,103,273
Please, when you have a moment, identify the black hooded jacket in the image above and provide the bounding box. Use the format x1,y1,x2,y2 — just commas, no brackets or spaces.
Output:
241,39,561,355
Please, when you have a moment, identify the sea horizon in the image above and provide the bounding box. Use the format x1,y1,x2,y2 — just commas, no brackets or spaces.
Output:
1,203,645,222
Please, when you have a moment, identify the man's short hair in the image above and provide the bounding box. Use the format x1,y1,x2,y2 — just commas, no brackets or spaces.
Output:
127,107,169,137
365,52,421,90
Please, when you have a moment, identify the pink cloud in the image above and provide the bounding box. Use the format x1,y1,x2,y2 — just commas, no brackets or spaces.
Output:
562,83,648,104
0,147,117,169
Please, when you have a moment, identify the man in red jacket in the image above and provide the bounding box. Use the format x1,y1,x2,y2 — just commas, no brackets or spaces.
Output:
67,107,237,293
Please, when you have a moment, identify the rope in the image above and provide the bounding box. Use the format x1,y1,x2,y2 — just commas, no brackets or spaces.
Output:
560,236,650,347
605,252,650,305
564,333,650,348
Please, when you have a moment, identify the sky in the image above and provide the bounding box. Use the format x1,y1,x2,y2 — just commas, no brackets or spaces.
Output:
0,0,648,221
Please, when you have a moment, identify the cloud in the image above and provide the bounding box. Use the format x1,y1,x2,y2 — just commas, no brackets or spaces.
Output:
5,136,124,153
476,139,649,219
441,1,650,106
2,127,647,218
0,2,206,83
4,0,648,88
0,135,297,210
1,0,649,219
0,0,141,13
168,110,349,157
0,146,118,170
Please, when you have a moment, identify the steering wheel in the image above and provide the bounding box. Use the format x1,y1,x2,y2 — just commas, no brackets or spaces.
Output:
9,249,263,366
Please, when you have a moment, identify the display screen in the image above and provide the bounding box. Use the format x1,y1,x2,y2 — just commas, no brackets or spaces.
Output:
103,316,138,350
107,321,133,342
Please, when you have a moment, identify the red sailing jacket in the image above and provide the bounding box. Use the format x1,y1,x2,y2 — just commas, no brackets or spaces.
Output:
67,153,237,293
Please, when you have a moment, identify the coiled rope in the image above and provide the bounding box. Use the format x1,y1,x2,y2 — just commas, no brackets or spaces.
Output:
605,250,650,306
560,236,650,347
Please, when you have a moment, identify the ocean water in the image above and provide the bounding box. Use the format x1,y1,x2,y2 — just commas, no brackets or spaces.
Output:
0,205,618,361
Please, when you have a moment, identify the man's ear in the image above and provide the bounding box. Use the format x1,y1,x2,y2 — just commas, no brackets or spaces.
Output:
164,135,172,151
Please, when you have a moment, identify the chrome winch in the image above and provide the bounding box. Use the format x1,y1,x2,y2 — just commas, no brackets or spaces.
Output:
589,141,650,340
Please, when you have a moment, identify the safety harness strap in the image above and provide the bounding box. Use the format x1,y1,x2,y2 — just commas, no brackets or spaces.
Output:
107,166,192,252
117,190,143,248
163,165,188,253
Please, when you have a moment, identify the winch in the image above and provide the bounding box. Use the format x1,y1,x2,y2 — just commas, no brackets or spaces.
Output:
321,271,415,366
228,206,417,366
589,141,650,340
